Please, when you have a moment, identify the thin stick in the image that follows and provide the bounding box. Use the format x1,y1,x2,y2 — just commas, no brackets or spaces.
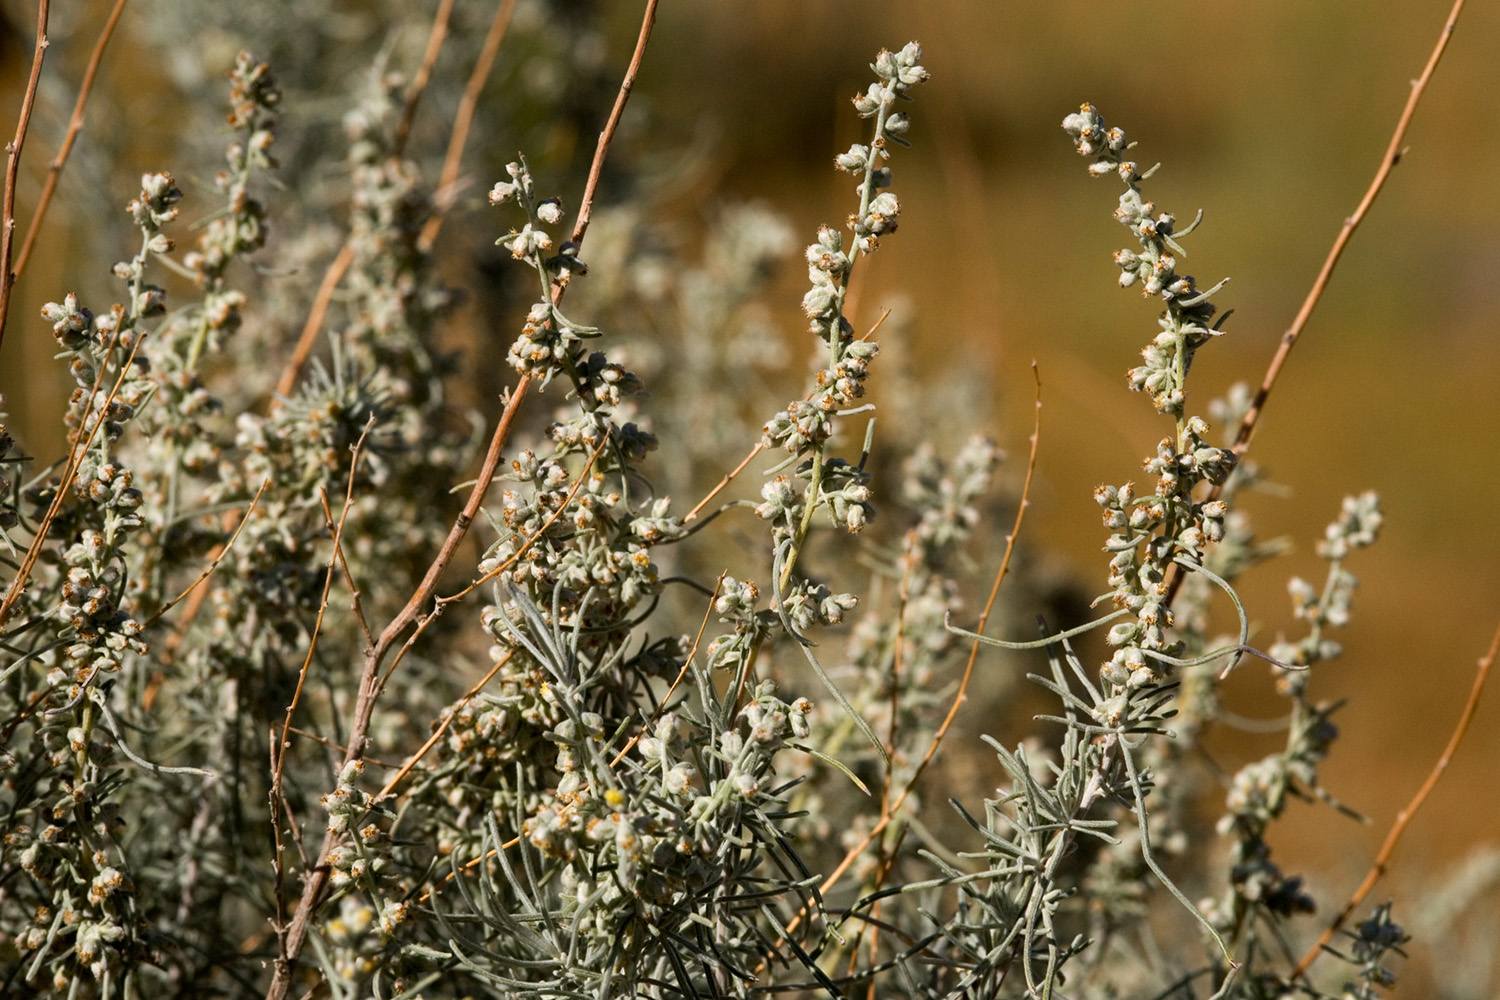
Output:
13,0,128,281
263,4,658,993
374,433,608,692
317,488,375,651
1292,614,1498,979
430,434,609,609
272,420,372,783
0,0,51,355
610,574,724,768
266,425,371,980
273,243,352,399
567,0,657,250
778,360,1044,944
360,381,526,725
0,323,142,629
686,443,762,522
279,0,510,395
285,727,403,771
418,0,517,253
1228,0,1466,461
372,650,513,804
146,478,271,628
393,0,457,155
376,447,657,829
267,729,289,954
1165,0,1467,609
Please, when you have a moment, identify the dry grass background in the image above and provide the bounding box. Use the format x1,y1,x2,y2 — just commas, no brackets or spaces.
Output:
3,0,1498,988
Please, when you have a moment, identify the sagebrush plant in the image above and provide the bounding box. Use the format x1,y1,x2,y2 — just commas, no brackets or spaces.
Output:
0,8,1473,998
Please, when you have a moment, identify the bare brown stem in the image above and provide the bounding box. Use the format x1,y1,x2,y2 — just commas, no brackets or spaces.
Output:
430,434,608,609
1229,0,1465,461
263,4,658,992
0,0,51,356
12,0,128,281
418,0,518,253
0,322,140,630
393,0,456,157
1164,0,1467,610
274,242,353,400
285,726,404,771
372,650,513,804
610,575,724,768
567,0,658,250
264,375,530,998
145,478,271,630
775,361,1044,947
317,488,375,651
374,432,608,694
686,443,762,522
1293,613,1498,979
272,419,373,784
282,0,514,396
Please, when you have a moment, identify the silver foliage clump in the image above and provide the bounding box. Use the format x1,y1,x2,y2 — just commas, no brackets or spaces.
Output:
0,15,1445,1000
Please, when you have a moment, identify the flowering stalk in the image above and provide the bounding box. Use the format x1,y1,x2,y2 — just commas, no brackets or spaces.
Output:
750,43,927,755
763,43,928,595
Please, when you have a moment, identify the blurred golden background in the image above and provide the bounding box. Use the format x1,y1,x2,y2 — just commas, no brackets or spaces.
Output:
3,0,1498,984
